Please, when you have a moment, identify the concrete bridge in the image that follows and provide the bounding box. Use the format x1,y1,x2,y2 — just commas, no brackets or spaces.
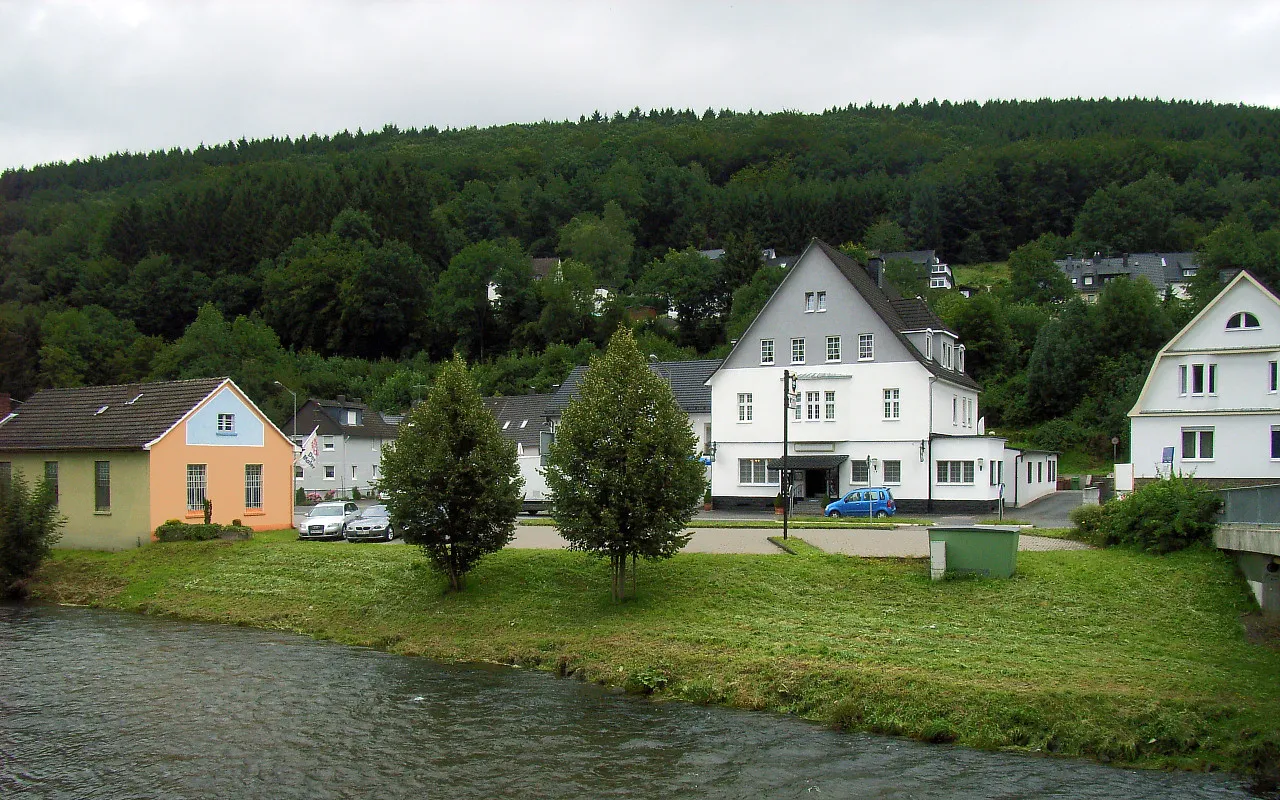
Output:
1214,485,1280,614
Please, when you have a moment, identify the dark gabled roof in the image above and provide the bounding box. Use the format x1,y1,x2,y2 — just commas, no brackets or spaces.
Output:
531,257,560,280
483,393,555,448
0,378,225,451
889,297,948,332
1056,252,1199,294
813,241,979,391
877,249,939,265
547,358,723,415
289,398,402,440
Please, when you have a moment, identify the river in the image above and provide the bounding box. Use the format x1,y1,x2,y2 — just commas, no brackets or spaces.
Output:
0,604,1261,799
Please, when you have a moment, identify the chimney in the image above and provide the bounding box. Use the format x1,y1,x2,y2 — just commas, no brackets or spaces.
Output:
0,393,10,417
866,256,885,289
336,395,346,404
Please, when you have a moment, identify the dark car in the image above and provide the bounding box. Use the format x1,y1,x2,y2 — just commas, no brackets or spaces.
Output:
343,505,398,543
825,487,896,518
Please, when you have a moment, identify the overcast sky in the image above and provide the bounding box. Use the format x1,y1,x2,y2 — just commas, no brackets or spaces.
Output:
2,0,1278,171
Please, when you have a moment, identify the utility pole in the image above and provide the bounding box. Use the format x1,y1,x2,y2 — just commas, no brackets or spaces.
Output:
274,380,298,440
782,369,797,540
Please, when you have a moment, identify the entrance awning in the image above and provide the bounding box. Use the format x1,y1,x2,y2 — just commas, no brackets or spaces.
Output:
766,454,849,470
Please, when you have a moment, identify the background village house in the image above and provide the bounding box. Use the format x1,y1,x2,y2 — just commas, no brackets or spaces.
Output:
285,396,402,500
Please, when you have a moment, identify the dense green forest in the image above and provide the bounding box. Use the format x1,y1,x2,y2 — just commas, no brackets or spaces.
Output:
3,98,1280,463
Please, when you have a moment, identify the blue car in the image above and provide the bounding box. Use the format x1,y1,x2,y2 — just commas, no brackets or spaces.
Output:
825,487,896,518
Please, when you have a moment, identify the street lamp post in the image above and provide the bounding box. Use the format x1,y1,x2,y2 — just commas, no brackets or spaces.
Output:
274,380,297,440
782,369,797,540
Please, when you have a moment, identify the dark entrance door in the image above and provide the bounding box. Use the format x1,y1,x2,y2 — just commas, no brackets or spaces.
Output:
804,468,828,498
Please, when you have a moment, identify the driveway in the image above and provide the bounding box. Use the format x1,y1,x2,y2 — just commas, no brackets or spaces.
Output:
509,523,1090,556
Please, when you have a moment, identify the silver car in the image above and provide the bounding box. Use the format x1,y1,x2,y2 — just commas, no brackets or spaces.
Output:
298,501,360,540
344,505,398,543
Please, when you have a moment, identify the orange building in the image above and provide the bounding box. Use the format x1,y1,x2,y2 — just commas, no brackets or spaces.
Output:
0,378,294,550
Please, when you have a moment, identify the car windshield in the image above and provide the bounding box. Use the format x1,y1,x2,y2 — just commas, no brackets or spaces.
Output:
362,506,389,518
308,506,344,517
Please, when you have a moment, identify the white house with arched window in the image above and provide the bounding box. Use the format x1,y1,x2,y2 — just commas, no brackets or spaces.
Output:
1129,270,1280,486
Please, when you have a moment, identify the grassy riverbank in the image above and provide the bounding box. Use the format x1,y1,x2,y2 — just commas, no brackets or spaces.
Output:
32,531,1280,775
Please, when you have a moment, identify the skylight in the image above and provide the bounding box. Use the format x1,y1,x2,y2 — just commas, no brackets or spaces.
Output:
94,405,109,415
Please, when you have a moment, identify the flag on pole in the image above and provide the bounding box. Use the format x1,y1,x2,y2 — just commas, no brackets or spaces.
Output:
297,427,320,469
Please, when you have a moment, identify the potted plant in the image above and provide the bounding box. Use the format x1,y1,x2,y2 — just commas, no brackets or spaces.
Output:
703,489,713,512
773,492,785,516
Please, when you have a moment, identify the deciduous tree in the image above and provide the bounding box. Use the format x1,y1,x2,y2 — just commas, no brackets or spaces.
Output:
544,327,705,602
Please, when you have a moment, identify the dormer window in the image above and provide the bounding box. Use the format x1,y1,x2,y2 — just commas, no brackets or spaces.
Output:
925,331,933,360
1083,276,1094,286
958,345,965,373
344,408,362,425
1226,312,1260,330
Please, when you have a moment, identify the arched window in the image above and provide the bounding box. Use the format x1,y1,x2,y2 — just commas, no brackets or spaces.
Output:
1226,312,1260,330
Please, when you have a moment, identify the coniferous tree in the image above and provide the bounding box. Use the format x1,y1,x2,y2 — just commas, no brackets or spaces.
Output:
378,355,521,592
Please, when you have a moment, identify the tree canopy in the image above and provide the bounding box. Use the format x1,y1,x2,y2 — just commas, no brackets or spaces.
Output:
544,327,705,601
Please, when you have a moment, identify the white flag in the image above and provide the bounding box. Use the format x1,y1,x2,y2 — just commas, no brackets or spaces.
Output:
297,427,320,469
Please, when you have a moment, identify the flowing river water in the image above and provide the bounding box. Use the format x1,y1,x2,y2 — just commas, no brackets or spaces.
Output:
0,604,1262,799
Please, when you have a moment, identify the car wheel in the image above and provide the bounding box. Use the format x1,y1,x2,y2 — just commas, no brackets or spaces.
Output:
386,529,394,543
829,510,842,518
875,510,888,518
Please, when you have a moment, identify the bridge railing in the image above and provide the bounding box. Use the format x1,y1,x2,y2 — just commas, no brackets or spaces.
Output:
1215,484,1280,527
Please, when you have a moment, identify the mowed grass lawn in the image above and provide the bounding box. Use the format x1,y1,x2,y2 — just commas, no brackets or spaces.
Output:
33,530,1280,774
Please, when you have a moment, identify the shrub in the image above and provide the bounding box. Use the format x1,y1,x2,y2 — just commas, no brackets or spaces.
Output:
1088,475,1221,554
1069,504,1107,543
351,487,362,501
0,470,64,598
295,486,307,505
154,520,252,542
202,497,213,525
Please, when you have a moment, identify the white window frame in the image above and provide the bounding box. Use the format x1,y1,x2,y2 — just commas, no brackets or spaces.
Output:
351,465,358,480
804,292,816,313
883,460,902,484
245,464,263,510
738,392,753,422
858,334,874,361
1270,360,1278,393
1179,365,1188,396
826,335,841,362
816,291,827,312
1182,427,1215,461
1191,364,1206,395
952,396,958,425
824,391,836,421
925,331,933,360
738,458,780,486
850,461,869,484
805,391,821,421
187,464,207,511
760,339,774,365
883,388,900,420
216,413,235,433
958,345,965,373
322,435,335,451
324,465,336,480
791,338,805,364
936,460,975,485
1226,311,1260,330
1272,425,1280,461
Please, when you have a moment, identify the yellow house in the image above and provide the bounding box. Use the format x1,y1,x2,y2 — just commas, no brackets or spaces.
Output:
0,378,294,550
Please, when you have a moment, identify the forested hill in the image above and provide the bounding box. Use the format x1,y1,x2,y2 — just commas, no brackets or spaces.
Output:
3,98,1280,462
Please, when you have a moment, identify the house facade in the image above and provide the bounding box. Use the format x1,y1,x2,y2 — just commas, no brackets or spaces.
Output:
483,392,556,512
0,378,294,550
707,240,1015,513
1129,270,1280,486
285,396,402,499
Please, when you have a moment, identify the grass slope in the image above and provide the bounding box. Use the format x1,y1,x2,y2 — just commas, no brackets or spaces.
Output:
31,531,1280,775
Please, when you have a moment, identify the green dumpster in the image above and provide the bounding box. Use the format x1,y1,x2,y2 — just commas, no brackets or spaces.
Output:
1070,476,1081,490
928,526,1019,579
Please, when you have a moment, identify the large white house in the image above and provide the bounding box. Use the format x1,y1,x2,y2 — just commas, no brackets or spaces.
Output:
706,240,1046,513
1129,270,1280,486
